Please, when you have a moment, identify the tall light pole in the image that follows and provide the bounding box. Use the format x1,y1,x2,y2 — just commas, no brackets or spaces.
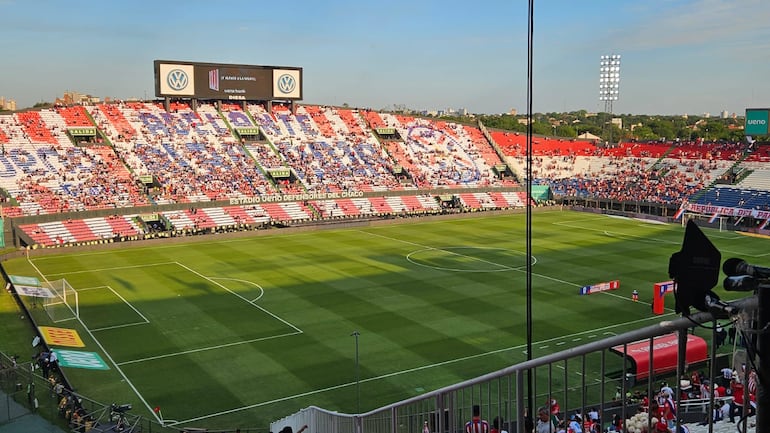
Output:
599,54,621,143
351,330,360,414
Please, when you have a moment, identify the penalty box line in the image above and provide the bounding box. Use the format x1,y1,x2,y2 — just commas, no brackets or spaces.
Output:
173,261,302,334
116,330,302,366
105,260,305,365
78,285,151,332
25,256,165,425
114,261,303,365
44,260,302,335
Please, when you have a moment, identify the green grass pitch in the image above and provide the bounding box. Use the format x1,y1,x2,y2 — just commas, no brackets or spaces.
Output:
2,210,766,429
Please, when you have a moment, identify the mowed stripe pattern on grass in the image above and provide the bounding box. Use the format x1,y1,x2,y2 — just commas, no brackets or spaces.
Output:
4,211,763,428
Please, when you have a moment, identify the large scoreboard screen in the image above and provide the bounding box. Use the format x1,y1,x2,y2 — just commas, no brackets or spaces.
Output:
154,60,302,101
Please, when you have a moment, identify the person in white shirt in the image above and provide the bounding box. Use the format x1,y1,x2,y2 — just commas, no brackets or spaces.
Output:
719,400,731,421
567,415,582,433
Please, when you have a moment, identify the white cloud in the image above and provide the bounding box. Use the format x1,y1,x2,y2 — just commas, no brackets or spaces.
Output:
608,0,770,51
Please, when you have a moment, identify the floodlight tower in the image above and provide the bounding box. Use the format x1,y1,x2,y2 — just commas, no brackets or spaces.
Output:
599,54,621,142
599,54,621,113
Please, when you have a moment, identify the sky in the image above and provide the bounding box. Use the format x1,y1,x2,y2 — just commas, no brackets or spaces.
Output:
0,0,769,115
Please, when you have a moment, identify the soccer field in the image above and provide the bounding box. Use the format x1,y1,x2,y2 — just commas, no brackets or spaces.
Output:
3,210,766,429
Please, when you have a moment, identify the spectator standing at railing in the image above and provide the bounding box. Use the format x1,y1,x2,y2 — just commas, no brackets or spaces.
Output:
567,414,582,433
535,406,560,433
720,366,733,387
465,405,490,433
607,414,622,432
728,379,746,422
490,416,507,433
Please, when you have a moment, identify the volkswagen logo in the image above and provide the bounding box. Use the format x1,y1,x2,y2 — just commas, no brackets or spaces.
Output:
277,74,296,94
167,69,189,91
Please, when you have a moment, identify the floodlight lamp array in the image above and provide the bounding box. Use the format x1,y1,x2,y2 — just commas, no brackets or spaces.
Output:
599,54,621,101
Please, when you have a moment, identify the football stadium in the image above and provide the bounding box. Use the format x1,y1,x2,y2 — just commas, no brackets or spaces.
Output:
2,3,770,433
0,64,767,433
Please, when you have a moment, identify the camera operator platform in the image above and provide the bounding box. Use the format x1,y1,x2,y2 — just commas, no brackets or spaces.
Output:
669,221,768,433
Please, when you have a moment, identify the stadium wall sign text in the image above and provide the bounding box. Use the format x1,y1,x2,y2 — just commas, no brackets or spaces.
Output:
230,191,365,204
685,203,770,219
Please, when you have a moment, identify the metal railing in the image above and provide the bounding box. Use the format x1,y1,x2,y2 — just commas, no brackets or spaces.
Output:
272,296,758,433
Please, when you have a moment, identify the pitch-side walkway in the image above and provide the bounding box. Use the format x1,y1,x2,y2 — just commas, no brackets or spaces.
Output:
0,390,67,433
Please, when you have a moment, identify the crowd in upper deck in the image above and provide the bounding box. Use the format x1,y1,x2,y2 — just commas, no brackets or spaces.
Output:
0,103,766,217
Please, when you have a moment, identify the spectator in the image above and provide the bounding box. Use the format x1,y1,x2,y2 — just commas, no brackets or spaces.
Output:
608,414,622,432
465,405,490,433
567,414,582,433
729,379,745,422
719,399,731,421
535,406,560,433
490,416,507,433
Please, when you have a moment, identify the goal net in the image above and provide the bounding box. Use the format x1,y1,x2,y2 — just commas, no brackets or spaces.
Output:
681,212,727,232
42,278,79,323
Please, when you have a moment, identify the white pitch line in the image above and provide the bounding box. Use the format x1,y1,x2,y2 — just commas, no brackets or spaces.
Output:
92,321,149,332
117,331,302,366
362,230,518,271
360,229,642,306
167,312,674,425
209,276,265,302
174,262,302,334
24,257,164,425
43,261,178,277
104,285,150,324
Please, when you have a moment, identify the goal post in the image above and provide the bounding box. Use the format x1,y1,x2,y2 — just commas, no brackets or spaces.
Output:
681,212,727,232
42,278,79,323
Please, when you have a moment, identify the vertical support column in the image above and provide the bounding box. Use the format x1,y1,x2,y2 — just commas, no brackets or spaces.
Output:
515,370,525,433
756,288,769,431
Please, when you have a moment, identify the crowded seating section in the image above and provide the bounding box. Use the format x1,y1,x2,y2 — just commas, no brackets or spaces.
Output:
0,103,767,247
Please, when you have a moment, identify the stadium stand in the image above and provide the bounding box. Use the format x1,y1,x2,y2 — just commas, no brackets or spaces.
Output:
386,113,502,187
90,101,277,203
6,102,767,249
248,104,403,192
55,105,94,127
5,104,768,433
222,204,271,226
492,130,752,205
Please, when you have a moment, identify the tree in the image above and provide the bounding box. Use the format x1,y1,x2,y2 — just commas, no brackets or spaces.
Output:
632,125,656,140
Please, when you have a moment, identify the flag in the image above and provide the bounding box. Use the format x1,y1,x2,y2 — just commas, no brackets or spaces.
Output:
708,213,719,223
673,205,686,220
748,370,757,395
153,406,161,413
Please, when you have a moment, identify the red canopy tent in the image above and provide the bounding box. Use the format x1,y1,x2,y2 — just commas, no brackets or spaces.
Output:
610,333,708,380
